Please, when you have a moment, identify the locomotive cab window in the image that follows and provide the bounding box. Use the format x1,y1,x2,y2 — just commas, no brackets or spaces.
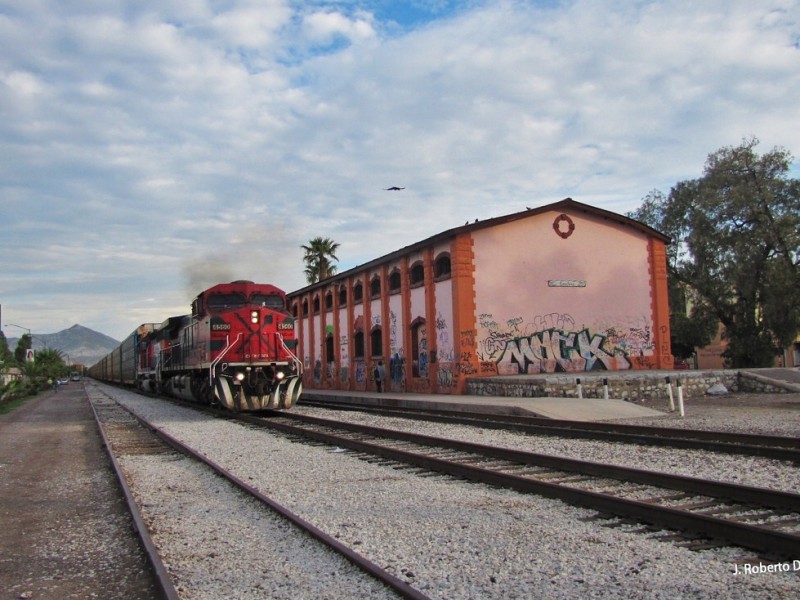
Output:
251,293,284,310
208,293,246,309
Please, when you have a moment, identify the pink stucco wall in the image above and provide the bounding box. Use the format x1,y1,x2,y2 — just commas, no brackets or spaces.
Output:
472,210,656,373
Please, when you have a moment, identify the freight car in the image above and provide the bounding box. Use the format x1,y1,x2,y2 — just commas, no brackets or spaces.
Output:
88,281,303,410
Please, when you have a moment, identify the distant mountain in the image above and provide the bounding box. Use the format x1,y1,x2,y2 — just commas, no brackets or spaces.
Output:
6,324,119,367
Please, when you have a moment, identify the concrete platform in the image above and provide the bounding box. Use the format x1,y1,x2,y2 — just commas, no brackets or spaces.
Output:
300,389,666,421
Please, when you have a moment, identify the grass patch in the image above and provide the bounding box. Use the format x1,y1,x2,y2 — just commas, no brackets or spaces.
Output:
0,394,35,415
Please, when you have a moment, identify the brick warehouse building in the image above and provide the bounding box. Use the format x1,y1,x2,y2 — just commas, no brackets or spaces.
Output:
287,198,672,395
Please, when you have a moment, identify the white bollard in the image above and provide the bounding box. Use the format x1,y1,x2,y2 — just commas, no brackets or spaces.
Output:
603,378,609,400
576,378,583,400
666,376,675,412
676,378,685,417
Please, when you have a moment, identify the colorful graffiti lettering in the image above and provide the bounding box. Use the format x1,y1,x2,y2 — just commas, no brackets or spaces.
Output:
496,329,632,374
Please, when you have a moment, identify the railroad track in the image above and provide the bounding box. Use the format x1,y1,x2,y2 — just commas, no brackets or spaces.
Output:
88,390,428,600
242,411,800,560
298,398,800,462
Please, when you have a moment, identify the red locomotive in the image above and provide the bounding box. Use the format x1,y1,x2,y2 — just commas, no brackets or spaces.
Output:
89,281,303,410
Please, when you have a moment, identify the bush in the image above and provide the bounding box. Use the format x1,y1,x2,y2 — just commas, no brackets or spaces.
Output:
0,379,40,406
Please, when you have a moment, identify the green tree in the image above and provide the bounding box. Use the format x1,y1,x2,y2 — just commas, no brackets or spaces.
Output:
301,237,340,284
628,190,718,361
13,333,32,365
632,138,800,367
0,331,14,368
25,347,67,380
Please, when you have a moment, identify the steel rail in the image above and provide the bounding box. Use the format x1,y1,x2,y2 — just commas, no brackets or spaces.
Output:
89,398,180,600
106,396,430,600
298,398,800,461
252,413,800,558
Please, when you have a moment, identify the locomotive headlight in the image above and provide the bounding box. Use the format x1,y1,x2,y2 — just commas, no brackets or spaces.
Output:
276,371,285,381
235,372,245,382
250,310,259,324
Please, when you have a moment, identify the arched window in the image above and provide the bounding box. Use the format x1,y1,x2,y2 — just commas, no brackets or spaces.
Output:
292,302,298,318
434,253,452,279
410,261,424,286
389,269,401,293
325,334,335,366
370,327,383,357
339,286,347,306
312,295,320,314
325,291,333,311
354,330,365,358
302,299,309,317
370,275,381,298
353,282,363,303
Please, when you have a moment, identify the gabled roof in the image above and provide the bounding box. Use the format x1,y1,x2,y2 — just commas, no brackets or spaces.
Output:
432,197,670,244
290,198,669,296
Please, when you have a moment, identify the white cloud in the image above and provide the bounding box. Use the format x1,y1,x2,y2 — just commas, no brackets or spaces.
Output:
302,9,376,45
1,0,798,340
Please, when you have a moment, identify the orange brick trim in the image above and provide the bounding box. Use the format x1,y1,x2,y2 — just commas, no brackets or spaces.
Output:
648,238,673,369
400,256,413,391
451,234,478,394
423,248,437,393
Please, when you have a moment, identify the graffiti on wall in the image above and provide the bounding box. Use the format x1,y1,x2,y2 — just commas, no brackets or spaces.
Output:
390,351,405,382
480,312,654,374
436,311,455,363
418,333,428,377
458,329,478,375
389,310,399,355
339,334,350,384
355,360,367,384
435,311,455,389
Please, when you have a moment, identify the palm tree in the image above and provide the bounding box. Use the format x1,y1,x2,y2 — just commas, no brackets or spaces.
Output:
301,237,340,284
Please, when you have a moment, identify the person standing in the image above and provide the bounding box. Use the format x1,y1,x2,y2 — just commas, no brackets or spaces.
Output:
374,360,385,393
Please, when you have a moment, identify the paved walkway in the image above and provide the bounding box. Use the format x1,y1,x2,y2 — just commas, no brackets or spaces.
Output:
0,383,158,600
301,389,666,421
303,368,800,421
744,367,800,385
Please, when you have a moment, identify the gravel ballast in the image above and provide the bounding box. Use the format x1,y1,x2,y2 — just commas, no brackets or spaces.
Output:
95,382,800,599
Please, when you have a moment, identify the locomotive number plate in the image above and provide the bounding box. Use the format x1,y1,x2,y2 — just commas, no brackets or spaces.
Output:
277,322,294,330
212,323,231,331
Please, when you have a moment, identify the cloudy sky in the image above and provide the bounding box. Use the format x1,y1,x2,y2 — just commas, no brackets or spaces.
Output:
2,0,799,342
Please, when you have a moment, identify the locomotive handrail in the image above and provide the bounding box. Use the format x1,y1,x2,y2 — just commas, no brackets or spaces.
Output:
276,332,303,375
209,333,242,385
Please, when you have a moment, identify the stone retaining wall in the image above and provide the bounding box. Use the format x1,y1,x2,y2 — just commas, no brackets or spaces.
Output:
738,371,800,394
465,370,748,401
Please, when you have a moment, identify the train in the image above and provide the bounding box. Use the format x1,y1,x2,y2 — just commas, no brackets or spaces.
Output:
88,280,303,410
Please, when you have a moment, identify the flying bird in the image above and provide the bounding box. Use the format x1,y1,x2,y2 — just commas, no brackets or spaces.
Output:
384,186,405,191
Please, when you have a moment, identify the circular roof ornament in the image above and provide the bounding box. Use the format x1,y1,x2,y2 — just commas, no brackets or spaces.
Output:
553,213,575,239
